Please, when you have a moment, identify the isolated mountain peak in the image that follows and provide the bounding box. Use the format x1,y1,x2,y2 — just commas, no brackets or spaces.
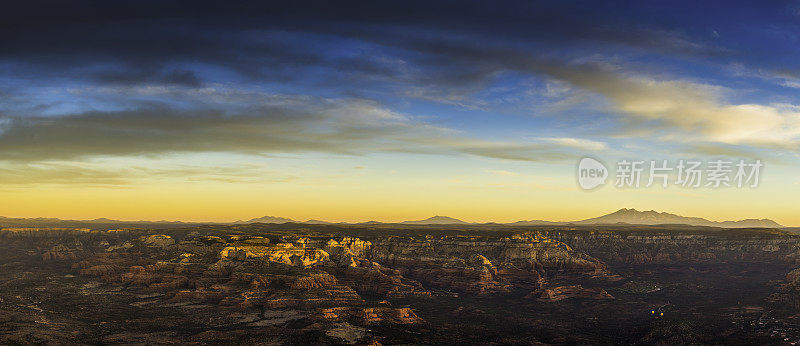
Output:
401,216,469,225
238,216,296,224
577,208,783,228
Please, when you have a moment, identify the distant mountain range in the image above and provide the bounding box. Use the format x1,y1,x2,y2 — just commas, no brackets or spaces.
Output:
234,216,332,224
573,208,783,228
0,209,785,228
200,209,787,228
0,216,188,228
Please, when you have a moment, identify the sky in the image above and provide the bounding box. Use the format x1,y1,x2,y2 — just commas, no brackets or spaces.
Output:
2,0,800,224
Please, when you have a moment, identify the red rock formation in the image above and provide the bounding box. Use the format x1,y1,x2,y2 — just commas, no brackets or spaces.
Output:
41,244,80,261
291,273,339,290
79,264,125,277
533,285,614,302
328,265,431,298
316,306,423,325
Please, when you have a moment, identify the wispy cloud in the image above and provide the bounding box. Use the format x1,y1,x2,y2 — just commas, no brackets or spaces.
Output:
0,85,599,165
537,137,607,151
542,65,800,149
0,161,297,186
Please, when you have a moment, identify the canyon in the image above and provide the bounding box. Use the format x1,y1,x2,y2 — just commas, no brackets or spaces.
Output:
2,223,800,344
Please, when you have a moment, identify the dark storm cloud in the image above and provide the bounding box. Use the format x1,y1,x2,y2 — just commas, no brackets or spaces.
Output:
0,0,724,88
92,68,203,87
2,1,713,52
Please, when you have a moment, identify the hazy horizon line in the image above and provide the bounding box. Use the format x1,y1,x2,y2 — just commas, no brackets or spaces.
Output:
0,208,793,227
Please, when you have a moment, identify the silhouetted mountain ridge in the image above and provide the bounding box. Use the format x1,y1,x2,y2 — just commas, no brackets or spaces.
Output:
574,208,783,228
235,216,296,224
0,209,785,228
401,216,469,225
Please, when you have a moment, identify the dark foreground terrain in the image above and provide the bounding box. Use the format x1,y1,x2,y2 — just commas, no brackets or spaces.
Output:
3,224,800,344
